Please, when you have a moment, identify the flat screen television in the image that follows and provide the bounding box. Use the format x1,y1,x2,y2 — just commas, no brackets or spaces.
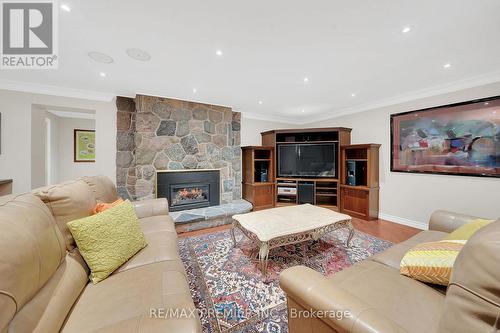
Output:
278,143,336,178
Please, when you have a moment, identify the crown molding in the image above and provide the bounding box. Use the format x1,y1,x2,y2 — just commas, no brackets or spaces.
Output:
46,109,96,120
239,110,297,125
304,71,500,124
0,79,115,102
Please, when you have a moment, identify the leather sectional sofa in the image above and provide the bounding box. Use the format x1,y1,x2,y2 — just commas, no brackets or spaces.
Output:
280,211,500,333
0,176,200,333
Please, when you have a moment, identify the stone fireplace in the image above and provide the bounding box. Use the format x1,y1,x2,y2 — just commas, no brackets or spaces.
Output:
116,95,241,203
156,169,220,212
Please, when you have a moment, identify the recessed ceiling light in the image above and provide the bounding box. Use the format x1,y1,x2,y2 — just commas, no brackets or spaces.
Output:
60,4,71,12
303,77,309,83
301,109,305,113
443,63,452,69
402,26,411,33
351,93,356,97
126,48,151,61
192,88,197,93
216,50,223,56
99,72,106,77
258,101,263,105
88,51,114,64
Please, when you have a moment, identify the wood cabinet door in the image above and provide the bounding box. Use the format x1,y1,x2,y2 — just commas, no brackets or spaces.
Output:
253,185,274,208
340,187,368,218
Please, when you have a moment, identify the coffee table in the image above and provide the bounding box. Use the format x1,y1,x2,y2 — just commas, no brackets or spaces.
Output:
231,204,354,277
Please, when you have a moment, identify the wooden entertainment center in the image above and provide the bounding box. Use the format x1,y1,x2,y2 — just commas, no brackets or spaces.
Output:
241,127,380,220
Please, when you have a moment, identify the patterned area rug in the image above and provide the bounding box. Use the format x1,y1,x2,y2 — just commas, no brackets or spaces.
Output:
178,227,392,333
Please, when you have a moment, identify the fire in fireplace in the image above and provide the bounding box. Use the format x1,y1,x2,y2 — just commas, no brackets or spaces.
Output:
156,170,220,212
171,184,209,207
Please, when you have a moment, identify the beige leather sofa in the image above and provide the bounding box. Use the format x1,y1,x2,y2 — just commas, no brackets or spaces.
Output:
0,176,200,333
280,211,500,333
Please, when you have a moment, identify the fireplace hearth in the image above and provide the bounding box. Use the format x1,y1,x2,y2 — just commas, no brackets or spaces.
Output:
156,170,220,212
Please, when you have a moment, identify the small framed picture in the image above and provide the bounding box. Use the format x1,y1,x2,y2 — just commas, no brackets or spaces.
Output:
74,129,95,162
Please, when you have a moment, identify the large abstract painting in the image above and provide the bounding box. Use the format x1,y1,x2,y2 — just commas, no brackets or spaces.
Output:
391,96,499,178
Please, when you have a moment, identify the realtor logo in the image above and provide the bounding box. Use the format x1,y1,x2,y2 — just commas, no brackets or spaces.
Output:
1,0,58,69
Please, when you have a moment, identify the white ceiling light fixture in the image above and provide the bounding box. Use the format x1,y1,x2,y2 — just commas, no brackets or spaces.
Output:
402,26,411,33
99,72,106,77
258,100,263,105
192,88,197,93
303,77,309,83
443,63,452,69
301,109,305,113
126,48,151,62
351,93,356,97
216,49,223,56
88,51,114,64
60,4,71,12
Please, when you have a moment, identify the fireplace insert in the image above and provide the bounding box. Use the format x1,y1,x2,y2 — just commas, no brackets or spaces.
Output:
156,170,220,212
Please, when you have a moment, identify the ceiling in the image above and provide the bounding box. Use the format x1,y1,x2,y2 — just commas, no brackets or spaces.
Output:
1,0,500,124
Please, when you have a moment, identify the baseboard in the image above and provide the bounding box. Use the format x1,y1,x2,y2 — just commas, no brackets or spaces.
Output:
378,213,428,230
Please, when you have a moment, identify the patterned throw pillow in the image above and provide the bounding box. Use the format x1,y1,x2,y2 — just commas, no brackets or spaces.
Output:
400,240,466,286
67,200,147,283
445,218,494,240
92,198,124,214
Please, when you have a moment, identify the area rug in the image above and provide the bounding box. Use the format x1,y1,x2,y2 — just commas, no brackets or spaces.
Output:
178,227,392,333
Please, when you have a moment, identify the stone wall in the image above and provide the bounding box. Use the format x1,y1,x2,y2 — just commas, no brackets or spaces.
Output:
116,95,241,203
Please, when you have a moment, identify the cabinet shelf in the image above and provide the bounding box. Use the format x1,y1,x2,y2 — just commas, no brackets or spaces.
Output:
242,146,275,211
340,144,380,220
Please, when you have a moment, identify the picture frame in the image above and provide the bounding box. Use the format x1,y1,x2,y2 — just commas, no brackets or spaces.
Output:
74,129,95,162
390,95,499,178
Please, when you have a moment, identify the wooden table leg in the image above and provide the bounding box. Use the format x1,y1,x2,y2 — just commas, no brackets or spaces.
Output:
230,222,237,246
346,220,355,247
258,242,269,278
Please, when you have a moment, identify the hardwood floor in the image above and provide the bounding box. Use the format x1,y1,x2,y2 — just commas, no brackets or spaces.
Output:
178,217,421,244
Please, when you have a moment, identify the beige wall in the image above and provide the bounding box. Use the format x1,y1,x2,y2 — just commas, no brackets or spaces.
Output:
307,82,500,228
0,90,116,193
240,116,295,146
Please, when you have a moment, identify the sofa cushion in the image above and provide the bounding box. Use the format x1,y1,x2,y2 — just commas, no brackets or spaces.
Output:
33,180,97,251
0,193,67,332
139,215,177,234
61,261,200,333
400,240,466,286
81,175,119,203
93,198,124,214
444,218,494,240
327,260,445,333
67,201,147,283
370,230,447,270
115,231,180,274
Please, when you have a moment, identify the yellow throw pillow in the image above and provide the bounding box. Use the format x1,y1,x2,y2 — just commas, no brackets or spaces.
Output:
400,240,466,286
67,200,147,283
445,219,494,240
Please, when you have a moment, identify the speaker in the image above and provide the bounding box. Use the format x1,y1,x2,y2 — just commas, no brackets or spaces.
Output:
298,182,315,204
346,160,356,186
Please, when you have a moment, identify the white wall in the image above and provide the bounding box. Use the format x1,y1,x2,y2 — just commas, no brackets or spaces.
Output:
57,117,96,182
241,116,295,146
0,90,116,193
31,106,60,188
307,82,500,227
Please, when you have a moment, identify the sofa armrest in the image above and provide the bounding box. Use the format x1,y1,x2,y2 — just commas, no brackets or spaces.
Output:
428,210,482,233
132,198,169,218
280,266,406,333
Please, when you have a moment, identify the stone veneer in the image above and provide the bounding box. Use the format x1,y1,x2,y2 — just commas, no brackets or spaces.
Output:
116,95,241,203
